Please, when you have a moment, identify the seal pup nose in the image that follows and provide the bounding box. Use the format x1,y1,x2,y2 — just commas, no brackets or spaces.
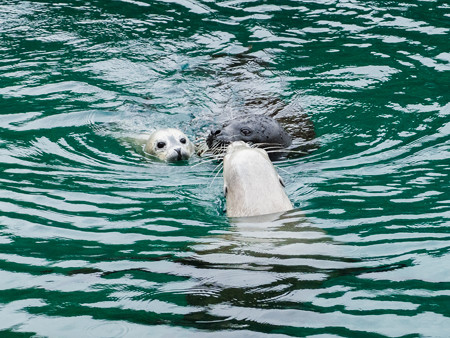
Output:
174,147,182,160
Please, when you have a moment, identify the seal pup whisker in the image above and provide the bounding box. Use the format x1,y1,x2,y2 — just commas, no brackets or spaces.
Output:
206,133,243,156
190,155,224,168
272,165,291,175
251,142,284,148
207,141,229,157
209,161,224,188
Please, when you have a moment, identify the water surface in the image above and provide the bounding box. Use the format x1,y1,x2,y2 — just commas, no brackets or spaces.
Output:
1,0,449,337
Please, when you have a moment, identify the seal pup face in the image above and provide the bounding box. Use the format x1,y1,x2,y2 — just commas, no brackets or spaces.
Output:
207,115,292,156
223,141,293,218
144,128,195,162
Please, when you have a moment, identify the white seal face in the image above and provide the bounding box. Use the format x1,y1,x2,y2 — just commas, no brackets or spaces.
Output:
144,128,195,162
223,141,293,218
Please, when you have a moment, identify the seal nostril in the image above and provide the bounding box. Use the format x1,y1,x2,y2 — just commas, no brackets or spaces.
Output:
174,148,182,160
214,130,221,135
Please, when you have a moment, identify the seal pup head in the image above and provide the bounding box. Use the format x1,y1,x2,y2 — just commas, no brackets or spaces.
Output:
223,141,293,218
144,128,195,162
206,115,292,157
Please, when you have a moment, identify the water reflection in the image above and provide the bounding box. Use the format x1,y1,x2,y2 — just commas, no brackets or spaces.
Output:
178,207,436,336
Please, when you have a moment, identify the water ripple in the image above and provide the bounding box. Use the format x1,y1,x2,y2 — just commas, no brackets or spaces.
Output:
1,0,449,336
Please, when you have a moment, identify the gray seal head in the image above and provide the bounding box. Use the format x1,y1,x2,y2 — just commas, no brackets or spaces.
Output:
207,115,292,159
223,141,293,218
144,128,195,162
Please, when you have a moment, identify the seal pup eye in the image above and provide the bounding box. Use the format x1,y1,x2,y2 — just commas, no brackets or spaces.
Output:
240,128,252,136
156,141,166,149
180,137,186,144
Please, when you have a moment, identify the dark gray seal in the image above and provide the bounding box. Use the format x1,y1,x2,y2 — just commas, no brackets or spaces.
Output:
206,114,292,159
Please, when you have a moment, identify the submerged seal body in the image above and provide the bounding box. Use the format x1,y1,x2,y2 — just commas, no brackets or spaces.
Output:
223,141,293,218
206,115,292,159
144,128,195,162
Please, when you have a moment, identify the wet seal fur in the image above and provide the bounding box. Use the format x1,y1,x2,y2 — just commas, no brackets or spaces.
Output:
207,114,292,160
223,141,293,218
144,128,195,162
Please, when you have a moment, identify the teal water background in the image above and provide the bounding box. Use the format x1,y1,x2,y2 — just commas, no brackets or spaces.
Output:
1,0,449,337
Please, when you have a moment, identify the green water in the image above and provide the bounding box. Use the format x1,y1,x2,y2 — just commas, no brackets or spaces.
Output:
1,0,449,337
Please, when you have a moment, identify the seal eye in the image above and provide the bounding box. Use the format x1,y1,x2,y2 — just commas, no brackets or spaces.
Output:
180,137,186,144
240,128,252,136
156,141,166,149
